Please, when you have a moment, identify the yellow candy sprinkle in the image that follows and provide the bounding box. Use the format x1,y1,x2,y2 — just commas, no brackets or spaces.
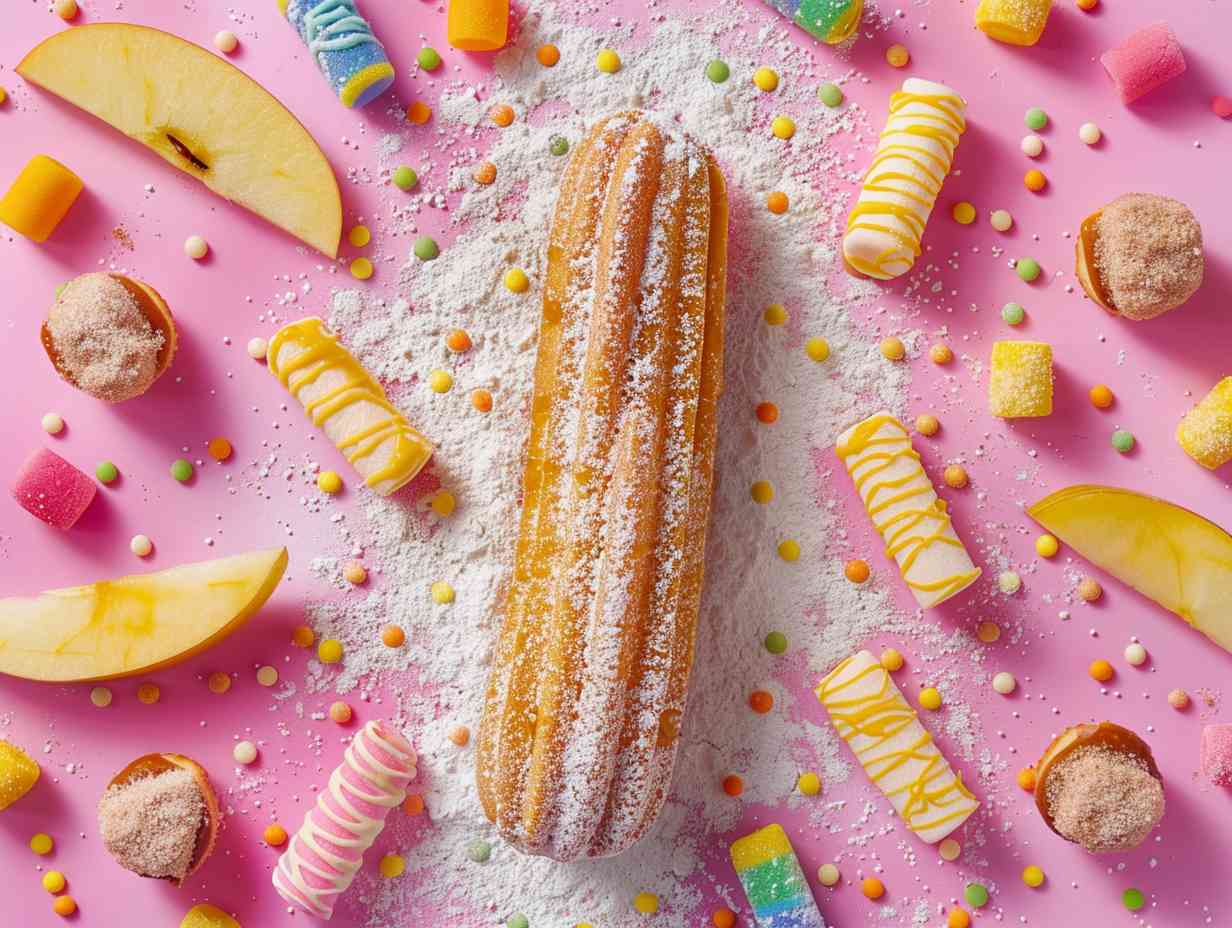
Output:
207,671,232,694
951,201,976,225
938,838,961,861
256,665,279,687
763,303,788,325
1022,865,1045,888
42,870,66,893
1035,534,1059,557
136,682,161,705
930,343,954,364
805,336,830,362
431,490,456,517
797,771,822,796
428,369,454,393
879,648,904,671
977,621,1001,643
919,687,943,710
30,832,54,855
943,464,969,489
504,267,530,292
431,580,456,604
0,87,7,106
54,0,78,21
633,892,659,914
318,639,344,664
818,863,841,886
750,480,774,504
291,625,315,648
596,49,621,73
753,67,779,92
886,43,910,67
343,561,368,585
915,414,940,437
379,854,406,878
264,823,289,846
771,115,796,140
777,539,800,562
90,686,112,708
348,225,371,247
880,336,906,360
350,257,374,280
317,470,343,494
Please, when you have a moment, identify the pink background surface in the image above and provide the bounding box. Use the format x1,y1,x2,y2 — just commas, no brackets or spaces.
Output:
1,0,1230,925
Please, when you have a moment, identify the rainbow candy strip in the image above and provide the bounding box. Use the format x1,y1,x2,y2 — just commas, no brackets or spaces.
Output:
281,0,395,109
730,825,826,928
759,0,863,44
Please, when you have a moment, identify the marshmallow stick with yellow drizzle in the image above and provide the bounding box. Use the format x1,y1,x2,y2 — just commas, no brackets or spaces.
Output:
817,650,979,843
268,317,433,496
836,411,980,608
843,78,966,280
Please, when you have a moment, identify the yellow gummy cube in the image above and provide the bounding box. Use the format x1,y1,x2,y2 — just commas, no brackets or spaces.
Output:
180,903,242,928
0,740,40,811
446,0,509,51
0,155,83,242
1177,376,1232,470
989,341,1053,418
975,0,1053,46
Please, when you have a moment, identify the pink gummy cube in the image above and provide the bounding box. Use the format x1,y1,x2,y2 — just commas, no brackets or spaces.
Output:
10,447,96,529
1101,22,1186,104
1201,724,1232,788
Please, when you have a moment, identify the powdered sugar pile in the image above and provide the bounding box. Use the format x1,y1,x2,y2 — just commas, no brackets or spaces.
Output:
289,4,1001,926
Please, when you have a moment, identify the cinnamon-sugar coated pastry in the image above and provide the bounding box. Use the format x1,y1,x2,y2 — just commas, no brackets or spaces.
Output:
1034,721,1164,853
475,111,728,861
1075,193,1203,320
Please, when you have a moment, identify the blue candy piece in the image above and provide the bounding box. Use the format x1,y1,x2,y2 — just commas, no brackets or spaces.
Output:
282,0,395,108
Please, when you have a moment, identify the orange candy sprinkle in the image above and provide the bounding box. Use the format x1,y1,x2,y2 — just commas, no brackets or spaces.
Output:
473,161,497,185
711,909,736,928
885,44,910,68
381,624,406,648
449,725,471,746
264,824,288,846
1088,659,1114,682
207,671,232,694
207,437,232,461
749,690,774,714
404,793,425,815
929,343,954,365
406,100,432,124
446,329,472,352
766,191,789,214
756,402,779,423
948,908,971,928
862,876,886,900
291,625,315,648
329,701,353,724
536,44,560,67
721,774,744,796
943,464,969,489
471,388,493,412
1017,766,1037,791
1024,169,1047,192
1089,384,1114,408
489,103,515,127
845,559,870,583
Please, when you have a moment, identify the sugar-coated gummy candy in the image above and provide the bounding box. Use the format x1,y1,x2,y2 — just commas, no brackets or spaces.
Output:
989,341,1053,418
976,0,1053,46
446,0,510,52
11,447,97,529
1101,22,1186,105
0,155,84,243
1176,376,1232,469
1200,723,1232,787
0,740,40,811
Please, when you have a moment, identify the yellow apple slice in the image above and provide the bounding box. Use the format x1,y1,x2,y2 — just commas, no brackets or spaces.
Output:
17,24,341,257
0,547,288,682
1028,485,1232,654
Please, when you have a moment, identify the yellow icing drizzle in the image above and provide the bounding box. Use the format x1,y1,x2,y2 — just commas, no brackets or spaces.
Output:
268,318,432,493
817,653,977,836
844,89,966,279
836,414,980,601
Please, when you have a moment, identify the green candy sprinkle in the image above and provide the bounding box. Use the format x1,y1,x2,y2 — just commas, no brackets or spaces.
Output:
414,236,439,261
1016,257,1041,282
170,459,194,482
417,47,442,71
465,838,491,863
705,59,730,84
392,166,418,191
1112,429,1135,453
817,82,844,107
965,883,989,908
764,631,788,654
549,135,570,156
1025,107,1048,130
1001,302,1026,325
95,461,119,484
1123,888,1145,912
507,915,529,928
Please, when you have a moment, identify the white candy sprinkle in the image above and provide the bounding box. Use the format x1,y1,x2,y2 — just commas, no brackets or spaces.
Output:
1124,642,1148,666
214,30,239,54
1021,134,1044,157
130,534,153,557
990,209,1013,232
993,671,1017,695
247,337,269,361
1078,122,1102,145
184,235,209,260
41,412,64,435
233,740,258,764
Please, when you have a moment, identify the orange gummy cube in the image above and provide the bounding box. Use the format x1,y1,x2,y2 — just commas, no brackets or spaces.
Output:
446,0,509,52
0,155,83,242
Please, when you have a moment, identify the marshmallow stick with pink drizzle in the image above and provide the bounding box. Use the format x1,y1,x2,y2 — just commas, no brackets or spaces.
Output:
272,720,417,919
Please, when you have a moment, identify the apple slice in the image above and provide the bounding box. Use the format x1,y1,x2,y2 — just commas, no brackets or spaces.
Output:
1028,485,1232,654
0,547,288,682
18,24,341,257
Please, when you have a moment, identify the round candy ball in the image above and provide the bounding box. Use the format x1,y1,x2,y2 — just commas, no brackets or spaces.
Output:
214,30,238,54
184,235,209,260
764,631,788,654
705,59,730,83
95,461,118,484
1016,258,1041,282
1021,134,1044,157
992,671,1017,695
990,209,1013,232
1079,122,1102,144
417,47,442,71
1124,642,1148,666
1024,107,1049,130
549,135,569,156
818,82,844,107
965,883,989,907
1001,302,1026,325
170,459,194,482
392,166,418,190
414,236,439,261
1111,429,1135,453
